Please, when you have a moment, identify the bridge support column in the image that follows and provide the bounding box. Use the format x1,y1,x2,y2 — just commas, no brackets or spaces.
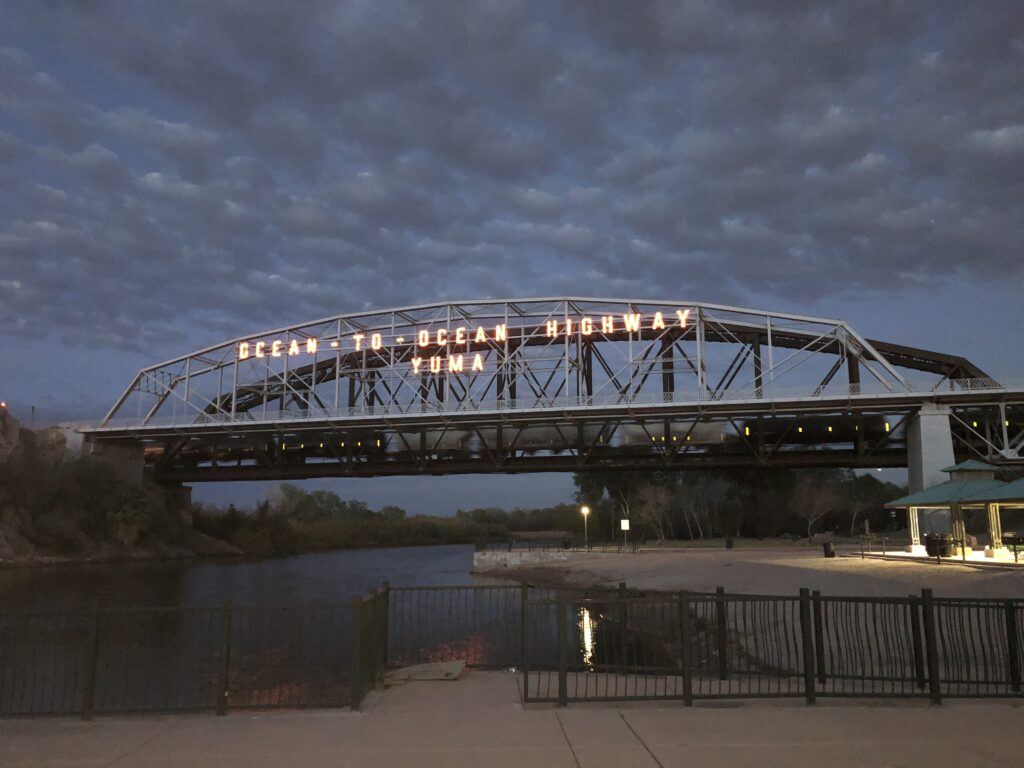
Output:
84,437,145,487
907,403,955,493
161,483,193,525
906,506,925,555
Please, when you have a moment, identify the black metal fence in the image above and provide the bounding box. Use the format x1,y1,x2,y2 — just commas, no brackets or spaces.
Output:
2,584,1022,717
522,587,1024,705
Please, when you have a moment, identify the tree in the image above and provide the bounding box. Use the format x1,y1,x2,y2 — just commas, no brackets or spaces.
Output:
792,473,841,539
635,484,673,541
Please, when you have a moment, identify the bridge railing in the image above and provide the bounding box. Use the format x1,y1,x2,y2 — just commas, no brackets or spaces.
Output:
82,377,1024,431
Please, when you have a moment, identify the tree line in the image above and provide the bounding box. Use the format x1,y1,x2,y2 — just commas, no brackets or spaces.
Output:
572,468,907,542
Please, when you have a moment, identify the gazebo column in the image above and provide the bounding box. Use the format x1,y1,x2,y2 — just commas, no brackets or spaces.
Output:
986,503,1006,557
906,506,926,555
950,504,969,557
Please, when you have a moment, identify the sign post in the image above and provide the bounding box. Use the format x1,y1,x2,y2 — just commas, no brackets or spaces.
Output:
620,518,630,553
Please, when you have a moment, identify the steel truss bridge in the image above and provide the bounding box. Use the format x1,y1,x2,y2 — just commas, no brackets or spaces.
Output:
81,298,1024,483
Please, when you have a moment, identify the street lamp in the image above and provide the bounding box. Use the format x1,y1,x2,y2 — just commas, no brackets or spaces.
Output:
581,506,590,550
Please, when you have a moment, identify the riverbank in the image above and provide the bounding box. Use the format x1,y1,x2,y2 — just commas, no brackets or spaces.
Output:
5,671,1022,767
481,546,1024,598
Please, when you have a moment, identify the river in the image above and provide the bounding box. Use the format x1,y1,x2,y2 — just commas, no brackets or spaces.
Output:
0,544,485,611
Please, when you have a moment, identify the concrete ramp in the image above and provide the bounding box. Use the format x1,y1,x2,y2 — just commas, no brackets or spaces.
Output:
383,661,465,687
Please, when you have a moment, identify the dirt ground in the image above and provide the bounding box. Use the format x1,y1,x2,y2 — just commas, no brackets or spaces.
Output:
495,546,1024,598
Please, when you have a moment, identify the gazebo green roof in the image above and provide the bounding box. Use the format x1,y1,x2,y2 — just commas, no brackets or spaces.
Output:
885,478,1006,508
941,460,999,473
960,477,1024,504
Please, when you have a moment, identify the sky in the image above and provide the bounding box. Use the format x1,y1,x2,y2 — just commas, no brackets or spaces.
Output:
1,2,1023,514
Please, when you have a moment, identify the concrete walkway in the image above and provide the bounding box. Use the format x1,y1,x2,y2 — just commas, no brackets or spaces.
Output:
4,672,1023,767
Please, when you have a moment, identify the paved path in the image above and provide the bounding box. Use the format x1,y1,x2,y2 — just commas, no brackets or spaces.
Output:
4,672,1023,767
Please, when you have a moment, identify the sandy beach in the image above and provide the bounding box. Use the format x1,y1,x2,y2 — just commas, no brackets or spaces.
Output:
487,546,1024,599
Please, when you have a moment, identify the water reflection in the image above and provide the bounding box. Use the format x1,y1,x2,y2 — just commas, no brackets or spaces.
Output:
579,607,596,669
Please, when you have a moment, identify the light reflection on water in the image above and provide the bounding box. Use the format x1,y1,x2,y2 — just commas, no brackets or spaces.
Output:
579,607,596,668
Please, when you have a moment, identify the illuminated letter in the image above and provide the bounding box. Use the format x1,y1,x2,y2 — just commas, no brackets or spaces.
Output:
676,309,691,327
448,355,464,372
418,330,430,347
652,312,666,331
494,324,507,342
474,326,487,343
352,333,364,351
411,357,423,374
305,338,317,354
436,328,448,345
255,341,266,358
601,315,615,334
430,356,442,373
565,318,573,336
288,340,300,356
271,340,283,357
454,327,466,344
371,333,382,350
581,317,593,335
546,320,559,337
238,342,250,359
623,313,641,333
471,353,484,372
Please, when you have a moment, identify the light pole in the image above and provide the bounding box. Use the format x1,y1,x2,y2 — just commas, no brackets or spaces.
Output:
581,506,590,550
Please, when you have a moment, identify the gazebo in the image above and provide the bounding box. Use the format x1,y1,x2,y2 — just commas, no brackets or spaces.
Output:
886,460,1024,560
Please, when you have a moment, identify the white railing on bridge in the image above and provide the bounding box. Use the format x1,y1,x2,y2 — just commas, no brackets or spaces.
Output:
77,377,1024,432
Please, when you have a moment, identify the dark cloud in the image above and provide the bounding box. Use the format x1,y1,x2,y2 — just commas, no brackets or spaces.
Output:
0,1,1022,369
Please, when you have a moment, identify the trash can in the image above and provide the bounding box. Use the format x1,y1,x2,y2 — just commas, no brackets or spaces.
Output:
822,542,836,558
725,536,734,549
925,534,952,557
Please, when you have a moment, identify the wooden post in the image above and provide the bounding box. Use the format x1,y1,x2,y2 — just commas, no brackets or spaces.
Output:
798,589,816,705
909,596,926,690
716,586,728,680
1005,600,1021,694
80,606,101,720
556,591,568,707
218,600,233,715
678,592,693,706
921,589,942,705
811,590,826,686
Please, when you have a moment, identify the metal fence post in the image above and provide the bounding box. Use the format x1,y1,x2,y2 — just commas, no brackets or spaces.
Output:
678,591,693,706
520,582,530,701
350,596,364,710
811,590,826,686
618,582,629,676
380,581,390,668
218,600,233,715
556,591,568,707
80,606,101,720
716,586,728,680
1004,600,1021,694
909,595,926,690
921,589,942,705
798,588,816,705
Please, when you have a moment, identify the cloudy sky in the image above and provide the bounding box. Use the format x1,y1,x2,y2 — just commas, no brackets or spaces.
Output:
2,2,1023,513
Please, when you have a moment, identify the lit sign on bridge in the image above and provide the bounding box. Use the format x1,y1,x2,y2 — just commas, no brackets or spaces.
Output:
237,309,692,374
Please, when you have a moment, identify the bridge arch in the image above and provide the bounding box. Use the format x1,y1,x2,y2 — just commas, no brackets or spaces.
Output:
83,298,1021,483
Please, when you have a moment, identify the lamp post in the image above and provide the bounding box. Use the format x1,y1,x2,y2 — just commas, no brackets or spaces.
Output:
581,506,590,550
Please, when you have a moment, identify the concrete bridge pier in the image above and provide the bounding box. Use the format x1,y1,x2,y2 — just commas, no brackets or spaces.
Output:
907,402,955,493
84,437,193,524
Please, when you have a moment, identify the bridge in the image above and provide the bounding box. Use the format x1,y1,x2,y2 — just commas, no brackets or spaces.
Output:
79,298,1024,491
